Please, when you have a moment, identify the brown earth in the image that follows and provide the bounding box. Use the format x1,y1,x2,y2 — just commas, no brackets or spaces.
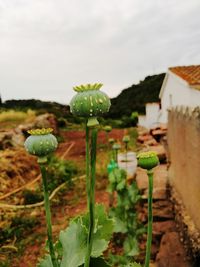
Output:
0,127,193,267
0,128,126,266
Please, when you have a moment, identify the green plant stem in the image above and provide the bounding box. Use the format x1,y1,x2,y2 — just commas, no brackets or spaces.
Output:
125,143,128,171
39,164,59,267
112,150,115,161
115,150,118,164
84,128,98,267
145,169,154,267
86,125,90,209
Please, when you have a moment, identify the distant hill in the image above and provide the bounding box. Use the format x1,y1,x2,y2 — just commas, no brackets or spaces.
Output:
0,73,165,119
109,73,165,118
0,99,71,118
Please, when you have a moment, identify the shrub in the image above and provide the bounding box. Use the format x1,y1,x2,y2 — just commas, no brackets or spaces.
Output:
22,189,43,204
0,109,35,123
46,155,77,192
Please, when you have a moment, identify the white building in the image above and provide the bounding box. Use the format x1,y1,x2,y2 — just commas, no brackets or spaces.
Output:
159,65,200,123
138,102,160,129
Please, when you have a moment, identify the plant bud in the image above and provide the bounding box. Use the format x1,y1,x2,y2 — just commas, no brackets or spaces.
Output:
24,128,58,160
103,125,112,133
112,143,121,151
122,135,130,143
108,138,115,145
137,151,159,170
70,83,111,127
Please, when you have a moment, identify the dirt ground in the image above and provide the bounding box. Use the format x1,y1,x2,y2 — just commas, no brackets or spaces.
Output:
0,128,126,267
0,128,193,267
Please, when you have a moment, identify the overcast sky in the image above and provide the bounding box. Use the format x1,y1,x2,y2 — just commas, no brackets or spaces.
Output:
0,0,200,104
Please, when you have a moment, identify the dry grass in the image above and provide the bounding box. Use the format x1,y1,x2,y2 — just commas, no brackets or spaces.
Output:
0,148,39,201
0,109,36,123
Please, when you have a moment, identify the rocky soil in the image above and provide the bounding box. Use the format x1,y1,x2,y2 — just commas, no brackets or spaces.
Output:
136,126,193,267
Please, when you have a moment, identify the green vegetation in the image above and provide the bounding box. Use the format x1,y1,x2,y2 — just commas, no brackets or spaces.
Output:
130,112,139,127
109,73,165,117
46,155,77,192
0,216,40,244
127,128,138,151
108,168,145,266
0,109,35,123
137,152,159,267
0,73,165,128
22,189,43,204
0,75,163,266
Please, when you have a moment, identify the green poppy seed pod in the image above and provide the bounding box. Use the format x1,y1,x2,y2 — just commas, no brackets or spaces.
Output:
112,143,121,151
24,128,58,163
70,83,111,127
104,125,112,133
122,135,130,143
108,138,115,145
137,151,159,170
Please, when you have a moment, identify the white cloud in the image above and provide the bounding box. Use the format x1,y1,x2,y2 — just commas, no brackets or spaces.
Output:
0,0,200,103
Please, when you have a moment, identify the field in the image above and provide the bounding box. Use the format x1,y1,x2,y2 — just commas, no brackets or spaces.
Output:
0,109,193,267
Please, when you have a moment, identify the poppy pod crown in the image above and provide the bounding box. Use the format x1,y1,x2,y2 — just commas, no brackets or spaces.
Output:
137,151,159,170
122,135,130,143
70,83,111,127
24,128,58,160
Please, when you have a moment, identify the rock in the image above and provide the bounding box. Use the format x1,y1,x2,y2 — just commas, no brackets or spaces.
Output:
152,200,174,220
34,113,59,134
137,134,155,143
156,232,192,267
136,165,168,200
140,200,174,222
153,221,176,236
148,145,166,163
151,129,167,143
0,113,59,149
0,130,14,149
0,128,25,149
145,139,159,146
12,128,26,146
137,126,149,136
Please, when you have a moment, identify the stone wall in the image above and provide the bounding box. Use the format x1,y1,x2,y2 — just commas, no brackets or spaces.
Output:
167,106,200,255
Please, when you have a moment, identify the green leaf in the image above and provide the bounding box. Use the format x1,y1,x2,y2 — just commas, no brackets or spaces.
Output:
113,216,127,233
82,204,113,242
60,204,114,267
116,180,126,191
90,257,111,267
54,240,64,258
107,183,116,193
128,182,141,204
108,171,117,183
60,218,87,267
123,263,142,267
136,225,147,237
123,236,139,257
37,255,53,267
82,204,114,257
80,257,111,267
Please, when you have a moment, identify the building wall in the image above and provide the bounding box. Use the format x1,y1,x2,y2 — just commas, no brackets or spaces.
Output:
138,115,147,128
168,106,200,232
146,103,160,128
159,71,191,123
138,103,160,129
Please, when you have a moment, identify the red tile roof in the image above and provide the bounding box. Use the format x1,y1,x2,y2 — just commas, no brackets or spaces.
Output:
169,65,200,87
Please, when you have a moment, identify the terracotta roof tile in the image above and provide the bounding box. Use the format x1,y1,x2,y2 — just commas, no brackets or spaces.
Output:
169,65,200,87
